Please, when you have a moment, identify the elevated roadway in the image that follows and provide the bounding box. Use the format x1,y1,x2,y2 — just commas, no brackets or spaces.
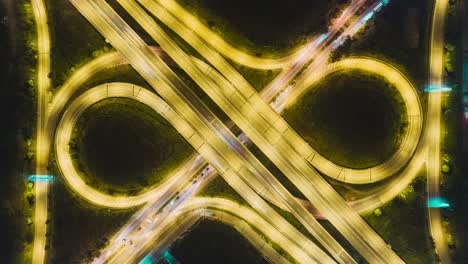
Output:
30,0,51,263
56,82,334,263
427,0,451,262
115,0,402,262
147,0,368,70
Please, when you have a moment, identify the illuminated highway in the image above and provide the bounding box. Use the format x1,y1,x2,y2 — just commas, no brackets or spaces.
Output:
112,197,319,264
30,0,51,263
112,0,402,262
26,0,453,262
57,82,334,263
426,0,451,262
64,0,398,263
47,51,417,263
71,0,412,262
136,0,412,185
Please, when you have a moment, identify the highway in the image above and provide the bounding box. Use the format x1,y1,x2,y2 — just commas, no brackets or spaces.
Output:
113,0,402,262
57,82,334,264
141,0,415,185
148,0,368,70
47,49,422,263
30,0,51,262
117,197,327,264
138,209,290,264
48,50,422,214
69,0,359,262
77,0,418,262
33,0,451,262
427,0,451,262
58,1,404,262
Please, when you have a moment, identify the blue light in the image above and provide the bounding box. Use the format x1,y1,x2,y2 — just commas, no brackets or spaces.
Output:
161,250,177,264
28,175,54,182
361,11,375,24
374,3,383,12
316,33,329,45
427,197,450,208
424,84,452,92
138,255,153,264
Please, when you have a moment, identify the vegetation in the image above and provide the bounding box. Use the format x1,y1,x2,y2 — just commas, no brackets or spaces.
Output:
438,1,466,261
198,176,247,206
170,219,268,264
176,0,341,56
70,98,193,195
48,0,110,88
0,1,36,263
230,61,279,92
282,69,408,169
49,180,136,263
331,0,430,88
79,64,150,90
248,144,304,199
364,176,434,263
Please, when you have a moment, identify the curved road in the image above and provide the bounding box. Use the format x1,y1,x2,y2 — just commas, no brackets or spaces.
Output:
56,82,336,263
31,0,50,263
30,0,446,262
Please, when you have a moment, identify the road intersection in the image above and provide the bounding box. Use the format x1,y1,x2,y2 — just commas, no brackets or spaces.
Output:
29,0,452,263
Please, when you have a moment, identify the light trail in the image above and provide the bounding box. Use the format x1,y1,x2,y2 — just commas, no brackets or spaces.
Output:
30,0,51,262
427,0,451,262
56,1,410,262
153,0,368,69
56,82,333,264
119,0,402,262
39,0,436,262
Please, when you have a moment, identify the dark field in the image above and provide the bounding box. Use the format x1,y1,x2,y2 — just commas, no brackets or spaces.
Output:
177,0,339,55
283,70,407,169
72,98,192,195
171,219,268,264
49,181,136,263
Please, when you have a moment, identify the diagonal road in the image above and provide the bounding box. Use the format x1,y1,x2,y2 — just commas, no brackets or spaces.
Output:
115,0,402,262
427,0,451,262
31,0,51,262
69,0,344,262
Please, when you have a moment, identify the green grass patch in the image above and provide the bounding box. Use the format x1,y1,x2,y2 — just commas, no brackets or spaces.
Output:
170,218,268,264
176,0,338,56
282,69,408,169
81,64,150,91
49,180,137,263
48,0,110,88
198,176,248,206
363,176,434,263
230,61,280,92
0,1,36,263
331,0,430,88
70,98,193,195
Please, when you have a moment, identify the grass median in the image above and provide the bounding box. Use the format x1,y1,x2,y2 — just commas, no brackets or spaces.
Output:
283,69,408,169
176,0,338,57
70,98,193,195
170,219,268,264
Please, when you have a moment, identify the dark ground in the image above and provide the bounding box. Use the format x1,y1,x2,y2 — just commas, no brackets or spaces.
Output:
49,180,136,263
283,70,407,169
170,219,268,264
72,98,192,195
0,0,34,263
177,0,341,55
332,0,430,88
47,0,109,88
